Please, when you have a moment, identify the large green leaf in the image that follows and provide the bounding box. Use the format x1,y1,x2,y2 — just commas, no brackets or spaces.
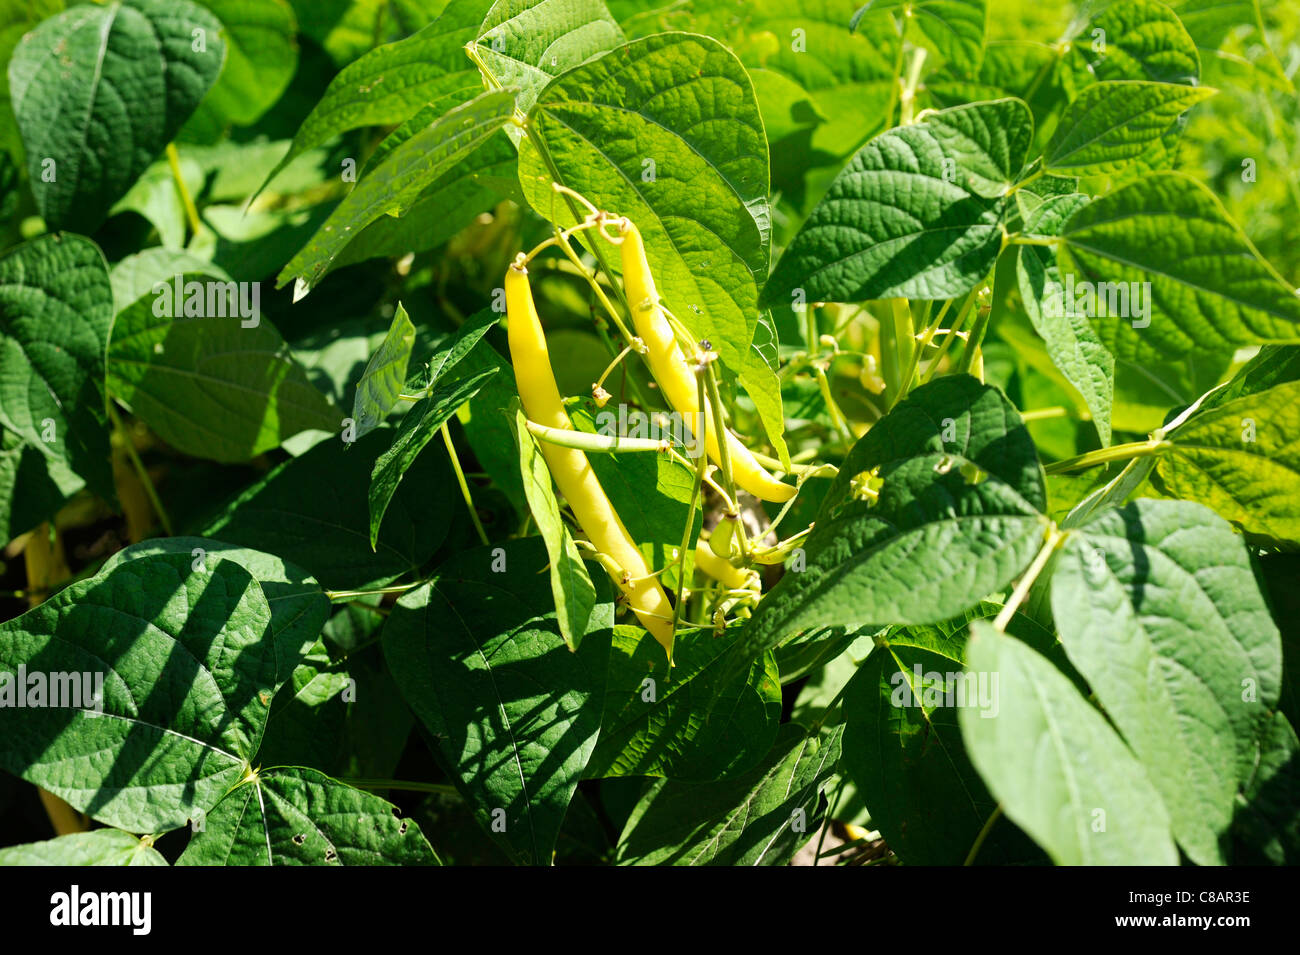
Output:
960,621,1179,865
1043,81,1214,177
1016,193,1114,445
0,234,113,498
177,767,438,865
1156,380,1300,547
0,553,280,833
587,624,781,781
763,99,1031,306
7,0,224,231
1051,499,1282,864
382,537,611,865
0,829,167,866
1063,0,1201,87
254,0,489,199
367,366,496,549
614,722,842,865
841,604,1053,865
105,273,341,461
203,428,455,591
509,405,597,651
279,88,518,290
1056,171,1300,362
517,32,777,435
191,0,297,129
1233,712,1300,864
0,427,79,542
740,376,1048,659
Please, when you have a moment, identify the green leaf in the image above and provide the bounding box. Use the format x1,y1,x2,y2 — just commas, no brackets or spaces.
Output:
1063,0,1201,87
0,829,167,866
615,722,842,865
517,33,773,411
763,100,1031,306
109,248,230,312
279,87,518,290
960,621,1179,865
851,0,986,74
1156,379,1300,546
740,376,1048,659
1233,712,1300,864
351,303,416,441
1056,171,1300,363
471,0,625,121
508,405,598,651
1052,499,1282,863
177,767,438,865
254,0,489,200
842,604,1053,865
0,427,80,542
191,0,298,128
588,624,781,781
109,155,205,249
106,273,342,461
0,553,280,833
367,366,496,549
382,537,611,865
8,0,225,231
0,234,114,499
204,428,455,591
1043,81,1214,177
1201,345,1300,411
424,306,501,385
1016,193,1114,445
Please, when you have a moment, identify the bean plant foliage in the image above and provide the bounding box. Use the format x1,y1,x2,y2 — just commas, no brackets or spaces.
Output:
0,0,1296,869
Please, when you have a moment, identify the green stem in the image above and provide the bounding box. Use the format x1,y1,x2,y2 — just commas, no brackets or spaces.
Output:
108,403,173,536
890,299,949,409
702,359,739,505
1043,439,1172,475
441,423,489,546
992,526,1065,631
671,373,710,638
165,143,201,238
326,582,420,602
922,291,976,383
964,804,1004,865
956,298,990,376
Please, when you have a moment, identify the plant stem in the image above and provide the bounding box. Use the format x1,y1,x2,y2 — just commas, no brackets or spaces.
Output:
165,143,201,238
992,525,1065,631
922,291,976,383
702,359,739,504
326,582,420,602
441,423,489,546
671,374,710,637
964,804,1004,865
956,298,990,376
108,402,174,536
890,299,949,410
1043,439,1172,475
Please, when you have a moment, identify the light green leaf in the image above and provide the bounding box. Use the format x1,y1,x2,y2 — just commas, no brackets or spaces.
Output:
1053,499,1282,863
588,624,781,781
763,100,1031,306
106,273,342,462
509,404,598,651
1063,0,1201,87
0,234,113,498
351,303,416,441
7,0,225,231
254,0,489,200
367,366,497,548
1043,81,1214,177
109,248,230,313
0,553,279,833
424,306,501,385
1157,379,1300,546
1057,171,1300,362
740,376,1048,659
960,621,1179,865
177,767,438,865
109,156,205,249
191,0,298,128
851,0,986,74
0,829,167,866
204,428,455,591
279,87,517,290
1016,193,1114,445
615,722,842,865
382,537,611,865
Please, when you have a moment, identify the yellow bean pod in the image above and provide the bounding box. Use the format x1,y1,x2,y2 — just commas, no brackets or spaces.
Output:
693,543,755,592
619,221,796,504
506,261,676,659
